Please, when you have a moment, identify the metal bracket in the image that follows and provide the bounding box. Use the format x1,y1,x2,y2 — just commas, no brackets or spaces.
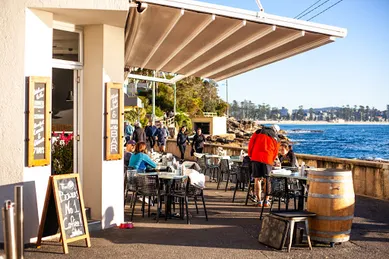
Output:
255,0,265,12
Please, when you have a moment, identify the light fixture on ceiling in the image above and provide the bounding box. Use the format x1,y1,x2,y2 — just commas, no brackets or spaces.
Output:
66,90,74,102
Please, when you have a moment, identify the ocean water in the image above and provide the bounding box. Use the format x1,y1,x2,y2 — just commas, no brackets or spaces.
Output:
280,124,389,160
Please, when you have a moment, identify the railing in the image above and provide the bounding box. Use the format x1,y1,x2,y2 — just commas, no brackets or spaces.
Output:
202,112,218,117
165,139,389,200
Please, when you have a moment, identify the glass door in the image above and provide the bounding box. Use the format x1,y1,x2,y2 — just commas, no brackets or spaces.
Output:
51,68,80,174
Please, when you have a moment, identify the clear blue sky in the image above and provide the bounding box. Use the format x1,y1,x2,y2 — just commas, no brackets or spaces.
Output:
201,0,389,111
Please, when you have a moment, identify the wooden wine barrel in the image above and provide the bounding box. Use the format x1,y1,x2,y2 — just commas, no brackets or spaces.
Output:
307,169,355,244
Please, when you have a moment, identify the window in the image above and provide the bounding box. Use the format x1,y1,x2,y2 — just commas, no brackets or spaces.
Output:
53,29,81,62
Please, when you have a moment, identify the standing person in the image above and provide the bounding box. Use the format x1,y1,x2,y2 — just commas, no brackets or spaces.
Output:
248,124,280,207
177,126,189,162
192,128,206,154
156,123,168,153
145,121,157,152
132,122,146,143
124,122,134,139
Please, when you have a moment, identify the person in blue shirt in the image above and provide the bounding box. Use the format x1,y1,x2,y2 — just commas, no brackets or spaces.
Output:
124,122,134,139
129,142,157,170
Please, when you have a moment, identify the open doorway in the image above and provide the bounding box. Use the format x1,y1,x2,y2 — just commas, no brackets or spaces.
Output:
51,68,80,174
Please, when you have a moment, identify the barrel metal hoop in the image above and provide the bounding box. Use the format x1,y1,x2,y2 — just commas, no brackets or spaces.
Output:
314,215,354,221
308,193,355,199
311,235,350,243
307,178,353,183
310,229,351,236
308,171,352,177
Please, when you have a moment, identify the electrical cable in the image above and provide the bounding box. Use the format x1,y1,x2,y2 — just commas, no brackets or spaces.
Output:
307,0,344,21
297,0,331,20
294,0,322,19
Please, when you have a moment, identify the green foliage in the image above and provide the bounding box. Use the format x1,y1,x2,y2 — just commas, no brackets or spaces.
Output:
175,113,192,132
52,132,73,174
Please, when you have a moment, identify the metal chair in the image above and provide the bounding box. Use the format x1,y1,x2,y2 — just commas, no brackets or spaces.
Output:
170,178,208,224
130,173,163,222
124,169,140,207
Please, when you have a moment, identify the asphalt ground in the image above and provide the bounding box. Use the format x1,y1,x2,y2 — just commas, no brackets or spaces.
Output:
3,182,388,259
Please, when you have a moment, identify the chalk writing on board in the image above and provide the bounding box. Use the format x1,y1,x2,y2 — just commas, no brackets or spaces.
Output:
57,178,85,239
109,89,119,154
33,83,46,159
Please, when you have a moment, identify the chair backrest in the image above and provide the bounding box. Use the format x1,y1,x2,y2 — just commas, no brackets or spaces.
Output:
125,169,141,191
270,177,287,197
136,174,159,196
196,156,206,173
220,158,229,173
186,177,202,197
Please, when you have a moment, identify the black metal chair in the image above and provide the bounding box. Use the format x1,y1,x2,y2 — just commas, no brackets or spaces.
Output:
217,158,229,190
170,178,208,224
232,162,253,205
224,159,240,192
130,173,163,222
124,169,139,207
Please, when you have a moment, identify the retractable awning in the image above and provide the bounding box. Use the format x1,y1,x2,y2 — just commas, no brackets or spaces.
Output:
125,0,347,82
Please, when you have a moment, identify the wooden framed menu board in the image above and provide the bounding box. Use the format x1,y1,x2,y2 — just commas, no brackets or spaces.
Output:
27,76,51,167
37,174,91,254
105,82,123,160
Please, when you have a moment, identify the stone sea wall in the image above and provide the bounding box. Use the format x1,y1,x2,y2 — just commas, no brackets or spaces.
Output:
166,140,389,200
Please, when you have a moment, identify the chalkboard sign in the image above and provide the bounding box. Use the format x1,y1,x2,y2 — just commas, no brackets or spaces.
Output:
105,82,123,160
28,76,51,166
37,174,91,254
57,177,85,239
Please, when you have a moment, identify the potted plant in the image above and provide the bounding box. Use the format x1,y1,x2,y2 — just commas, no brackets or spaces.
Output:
51,131,74,175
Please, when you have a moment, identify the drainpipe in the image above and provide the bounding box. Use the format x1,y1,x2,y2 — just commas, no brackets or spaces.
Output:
173,83,176,115
152,71,156,124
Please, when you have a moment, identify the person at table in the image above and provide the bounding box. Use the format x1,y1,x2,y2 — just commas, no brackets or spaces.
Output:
124,139,136,168
132,122,146,143
248,124,280,207
192,128,206,154
129,142,157,170
278,142,298,167
177,126,190,162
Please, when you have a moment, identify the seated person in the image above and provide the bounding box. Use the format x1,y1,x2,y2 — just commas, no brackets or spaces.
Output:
129,142,157,170
124,139,136,168
278,142,297,167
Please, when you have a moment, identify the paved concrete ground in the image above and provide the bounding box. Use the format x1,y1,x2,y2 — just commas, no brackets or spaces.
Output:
12,183,389,258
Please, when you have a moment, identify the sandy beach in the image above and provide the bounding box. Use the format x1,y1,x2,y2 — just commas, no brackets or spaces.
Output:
257,120,389,125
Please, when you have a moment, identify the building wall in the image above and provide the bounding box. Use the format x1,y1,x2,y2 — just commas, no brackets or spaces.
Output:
212,117,227,135
192,117,227,135
83,24,124,228
0,0,128,243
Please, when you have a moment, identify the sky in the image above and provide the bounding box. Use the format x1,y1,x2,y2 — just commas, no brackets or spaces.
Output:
200,0,389,111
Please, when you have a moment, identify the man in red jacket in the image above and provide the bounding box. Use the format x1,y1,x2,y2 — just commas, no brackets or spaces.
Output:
248,125,280,207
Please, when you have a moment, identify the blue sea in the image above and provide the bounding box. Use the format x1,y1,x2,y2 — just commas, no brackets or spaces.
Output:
279,124,389,160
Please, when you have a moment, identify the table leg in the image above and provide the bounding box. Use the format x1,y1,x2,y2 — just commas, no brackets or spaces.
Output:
298,182,307,210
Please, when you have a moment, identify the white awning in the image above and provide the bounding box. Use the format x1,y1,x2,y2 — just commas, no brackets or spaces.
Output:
125,0,347,82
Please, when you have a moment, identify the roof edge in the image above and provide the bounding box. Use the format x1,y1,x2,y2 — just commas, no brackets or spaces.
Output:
138,0,347,38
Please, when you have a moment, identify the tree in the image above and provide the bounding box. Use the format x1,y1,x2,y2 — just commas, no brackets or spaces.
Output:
309,108,314,121
296,105,304,121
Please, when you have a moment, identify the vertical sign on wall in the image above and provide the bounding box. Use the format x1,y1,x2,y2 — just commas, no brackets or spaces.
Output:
105,82,123,160
28,76,51,166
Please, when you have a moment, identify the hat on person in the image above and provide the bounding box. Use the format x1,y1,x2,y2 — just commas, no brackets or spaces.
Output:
126,139,136,145
271,124,280,133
